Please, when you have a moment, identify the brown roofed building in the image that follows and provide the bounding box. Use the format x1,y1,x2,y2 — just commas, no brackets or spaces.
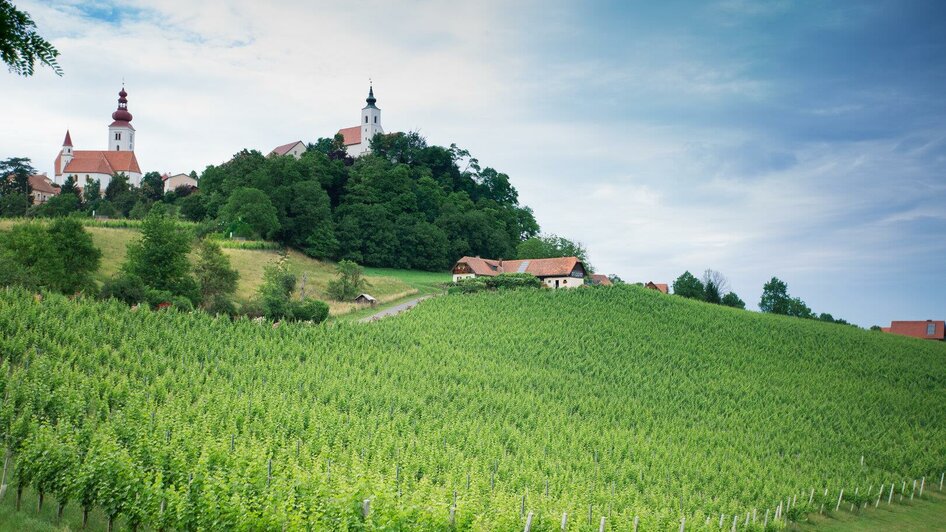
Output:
451,256,588,289
268,140,307,159
883,320,945,341
644,281,669,294
590,274,612,286
28,174,60,205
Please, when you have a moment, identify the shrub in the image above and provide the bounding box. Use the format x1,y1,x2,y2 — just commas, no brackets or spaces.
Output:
291,298,329,323
448,273,543,294
100,274,147,305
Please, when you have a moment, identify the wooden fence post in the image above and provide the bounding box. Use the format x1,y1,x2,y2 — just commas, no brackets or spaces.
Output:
836,489,844,512
900,480,905,502
679,515,685,532
449,505,456,527
599,516,606,532
940,472,944,491
919,477,925,498
561,511,568,531
632,515,639,532
888,483,894,505
719,513,724,528
763,509,769,528
362,498,371,518
876,484,883,507
808,488,814,505
730,514,736,532
911,479,917,500
524,511,533,532
267,458,272,487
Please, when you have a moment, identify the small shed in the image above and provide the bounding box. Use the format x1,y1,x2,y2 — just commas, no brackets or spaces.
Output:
355,293,377,306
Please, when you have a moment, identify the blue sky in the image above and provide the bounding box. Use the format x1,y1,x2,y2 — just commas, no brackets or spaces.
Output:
2,0,944,326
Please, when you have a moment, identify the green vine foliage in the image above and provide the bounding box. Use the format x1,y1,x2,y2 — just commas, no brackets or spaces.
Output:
0,286,944,530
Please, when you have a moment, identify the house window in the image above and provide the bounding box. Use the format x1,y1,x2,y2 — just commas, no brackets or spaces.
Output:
563,279,568,285
928,323,936,336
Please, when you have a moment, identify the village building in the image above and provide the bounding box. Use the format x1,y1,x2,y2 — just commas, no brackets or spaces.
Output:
355,293,378,306
268,140,307,159
644,282,669,294
590,274,612,286
881,320,945,341
28,174,60,204
162,173,198,194
336,85,383,158
452,256,588,289
54,87,142,190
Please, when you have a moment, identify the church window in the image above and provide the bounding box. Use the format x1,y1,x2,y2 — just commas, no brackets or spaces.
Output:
374,116,377,123
115,132,121,140
116,146,120,151
365,116,368,123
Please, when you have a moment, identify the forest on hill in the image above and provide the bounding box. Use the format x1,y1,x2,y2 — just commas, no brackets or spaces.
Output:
1,285,943,530
196,133,538,271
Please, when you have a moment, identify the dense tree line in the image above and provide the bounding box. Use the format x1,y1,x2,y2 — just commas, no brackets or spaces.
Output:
193,132,539,270
672,269,746,309
759,276,853,325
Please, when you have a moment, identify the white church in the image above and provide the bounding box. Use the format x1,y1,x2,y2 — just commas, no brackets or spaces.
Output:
54,87,142,189
269,85,385,159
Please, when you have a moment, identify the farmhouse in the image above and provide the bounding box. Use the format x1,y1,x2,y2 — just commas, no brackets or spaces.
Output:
590,274,612,286
645,282,669,294
452,256,587,289
162,173,198,194
882,320,945,341
28,174,60,204
268,140,307,159
54,87,142,189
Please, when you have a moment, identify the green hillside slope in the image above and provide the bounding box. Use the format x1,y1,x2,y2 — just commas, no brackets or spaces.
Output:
0,220,450,316
0,286,943,530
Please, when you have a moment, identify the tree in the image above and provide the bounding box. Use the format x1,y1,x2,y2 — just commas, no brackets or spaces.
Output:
607,274,625,285
0,157,33,214
703,280,722,304
672,271,704,299
257,255,296,320
326,259,370,302
219,187,280,239
701,269,730,296
0,1,61,76
516,234,591,270
34,193,78,217
122,211,198,304
759,277,790,315
140,171,164,202
83,177,101,203
721,292,746,309
59,175,80,199
177,192,206,222
47,217,101,293
194,239,238,312
104,173,131,202
0,222,62,289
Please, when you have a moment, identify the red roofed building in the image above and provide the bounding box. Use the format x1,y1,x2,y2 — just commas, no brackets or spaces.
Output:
645,281,669,294
883,320,945,341
451,256,588,289
54,86,143,190
268,140,306,159
590,274,612,286
28,174,60,204
335,85,383,157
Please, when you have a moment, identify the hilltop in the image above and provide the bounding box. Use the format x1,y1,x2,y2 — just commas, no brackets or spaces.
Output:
0,284,943,530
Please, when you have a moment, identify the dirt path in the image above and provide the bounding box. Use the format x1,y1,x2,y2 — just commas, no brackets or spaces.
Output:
358,295,434,323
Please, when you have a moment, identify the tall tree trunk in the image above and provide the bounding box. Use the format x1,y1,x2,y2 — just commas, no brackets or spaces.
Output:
82,507,89,528
107,515,114,532
15,485,22,510
58,500,66,521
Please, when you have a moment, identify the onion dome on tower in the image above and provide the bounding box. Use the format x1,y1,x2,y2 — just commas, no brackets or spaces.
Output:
364,85,378,109
111,87,133,123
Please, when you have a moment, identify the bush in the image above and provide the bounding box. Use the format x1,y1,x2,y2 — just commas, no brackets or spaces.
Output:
291,298,329,323
100,274,147,305
448,273,543,294
326,260,369,301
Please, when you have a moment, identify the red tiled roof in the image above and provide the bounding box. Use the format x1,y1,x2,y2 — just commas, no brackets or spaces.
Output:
269,140,305,156
645,282,669,294
28,174,59,195
453,256,585,278
337,126,361,146
590,274,612,286
108,120,135,131
56,150,141,176
886,320,945,340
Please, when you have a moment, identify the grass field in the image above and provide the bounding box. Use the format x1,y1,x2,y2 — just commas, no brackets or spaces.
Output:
0,285,943,530
0,219,449,316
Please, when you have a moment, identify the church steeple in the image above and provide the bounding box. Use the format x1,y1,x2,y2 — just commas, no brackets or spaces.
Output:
364,84,378,109
108,85,135,152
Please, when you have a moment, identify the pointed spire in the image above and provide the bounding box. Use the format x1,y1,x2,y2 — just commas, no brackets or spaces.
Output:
63,130,73,147
365,83,377,108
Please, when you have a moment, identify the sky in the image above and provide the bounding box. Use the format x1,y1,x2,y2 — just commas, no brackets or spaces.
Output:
1,0,944,327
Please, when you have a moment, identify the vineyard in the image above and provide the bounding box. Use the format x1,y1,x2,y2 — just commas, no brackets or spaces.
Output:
0,285,944,530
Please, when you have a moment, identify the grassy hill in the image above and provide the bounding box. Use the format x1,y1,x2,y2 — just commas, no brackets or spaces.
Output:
0,219,450,317
0,285,943,530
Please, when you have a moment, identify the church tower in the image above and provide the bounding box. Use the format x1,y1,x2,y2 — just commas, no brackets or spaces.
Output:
361,85,383,147
107,86,135,152
60,130,73,170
